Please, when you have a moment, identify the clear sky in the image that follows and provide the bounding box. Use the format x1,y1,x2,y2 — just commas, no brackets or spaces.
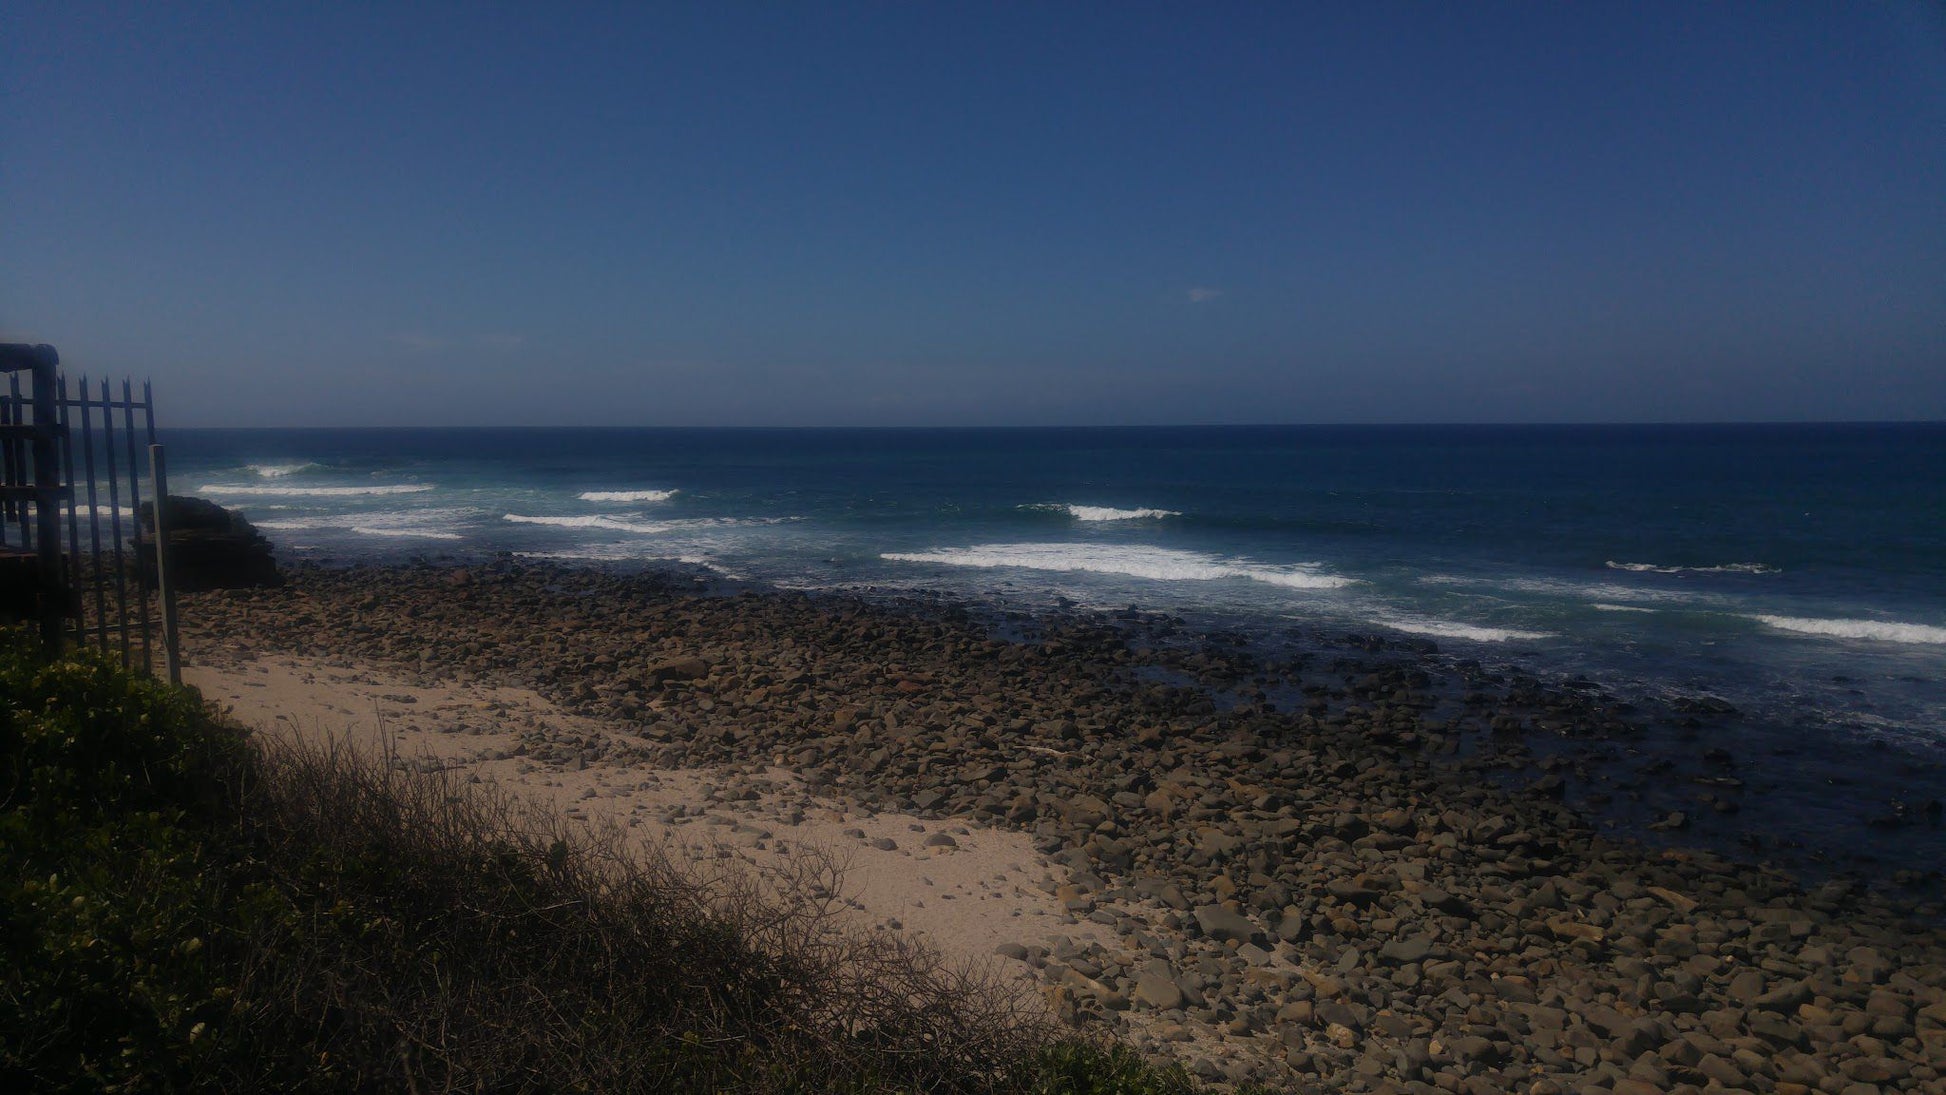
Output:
3,2,1942,427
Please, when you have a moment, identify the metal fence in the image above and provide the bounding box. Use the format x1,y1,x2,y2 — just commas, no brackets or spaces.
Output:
0,342,179,681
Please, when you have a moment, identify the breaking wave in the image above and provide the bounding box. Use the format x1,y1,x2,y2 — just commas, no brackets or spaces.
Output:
1607,560,1779,575
1375,618,1554,643
1022,502,1180,522
881,542,1350,590
256,507,480,541
1751,615,1946,645
1419,573,1709,607
347,527,463,541
199,483,435,497
247,462,321,478
503,514,792,535
504,513,675,534
579,489,678,503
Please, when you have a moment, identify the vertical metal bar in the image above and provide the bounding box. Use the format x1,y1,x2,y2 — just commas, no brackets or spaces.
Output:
123,380,151,674
102,379,130,669
59,376,85,648
142,383,165,663
149,445,180,685
30,352,64,650
3,375,20,545
0,388,13,548
78,377,107,650
12,374,32,549
0,389,10,546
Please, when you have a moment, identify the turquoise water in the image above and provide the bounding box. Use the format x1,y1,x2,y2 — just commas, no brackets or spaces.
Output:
161,424,1946,871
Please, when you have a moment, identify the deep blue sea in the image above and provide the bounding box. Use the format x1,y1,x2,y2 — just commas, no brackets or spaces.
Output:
162,424,1946,876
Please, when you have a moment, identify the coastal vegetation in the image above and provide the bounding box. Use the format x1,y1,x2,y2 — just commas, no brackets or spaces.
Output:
0,633,1204,1093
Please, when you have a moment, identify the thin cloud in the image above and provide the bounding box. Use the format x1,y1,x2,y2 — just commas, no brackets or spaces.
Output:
1187,287,1223,303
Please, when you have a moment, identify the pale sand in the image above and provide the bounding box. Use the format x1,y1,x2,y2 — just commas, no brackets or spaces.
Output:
183,654,1124,994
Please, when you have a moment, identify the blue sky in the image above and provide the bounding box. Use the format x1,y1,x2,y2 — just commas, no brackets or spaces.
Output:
3,2,1942,426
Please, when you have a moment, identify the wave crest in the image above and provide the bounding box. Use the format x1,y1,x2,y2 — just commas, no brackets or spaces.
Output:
579,489,678,503
503,513,789,535
1023,503,1180,522
1607,560,1778,575
505,513,674,534
882,542,1350,590
256,507,480,541
247,462,320,479
1751,615,1946,645
347,527,463,540
199,483,435,497
1377,618,1554,643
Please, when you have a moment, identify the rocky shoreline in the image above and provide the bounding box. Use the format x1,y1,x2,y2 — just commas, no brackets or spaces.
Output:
179,559,1946,1093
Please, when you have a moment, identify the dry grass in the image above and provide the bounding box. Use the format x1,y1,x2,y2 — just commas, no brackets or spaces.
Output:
223,731,1052,1093
4,638,1209,1093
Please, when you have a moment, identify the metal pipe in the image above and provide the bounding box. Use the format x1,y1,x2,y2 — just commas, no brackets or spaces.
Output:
122,380,150,673
101,378,130,669
148,445,180,684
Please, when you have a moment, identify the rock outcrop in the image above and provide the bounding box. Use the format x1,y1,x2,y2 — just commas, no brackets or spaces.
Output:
140,495,282,591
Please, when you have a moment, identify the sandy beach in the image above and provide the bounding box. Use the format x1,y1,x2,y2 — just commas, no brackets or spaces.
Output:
183,653,1124,996
178,561,1946,1092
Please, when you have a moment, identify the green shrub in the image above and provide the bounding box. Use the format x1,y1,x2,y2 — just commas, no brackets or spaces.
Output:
1,633,1221,1093
0,634,250,1092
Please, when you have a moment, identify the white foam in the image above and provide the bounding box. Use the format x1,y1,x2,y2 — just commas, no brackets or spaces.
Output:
1751,615,1946,645
1591,603,1656,613
579,489,678,503
514,545,639,561
505,513,675,534
502,513,787,535
1607,560,1779,575
881,542,1351,590
1419,574,1707,606
1023,502,1180,522
347,526,463,541
247,462,320,479
1378,617,1554,642
199,483,434,497
256,507,481,541
513,546,735,574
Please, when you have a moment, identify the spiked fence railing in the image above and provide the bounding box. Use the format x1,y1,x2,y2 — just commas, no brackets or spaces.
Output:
0,342,178,682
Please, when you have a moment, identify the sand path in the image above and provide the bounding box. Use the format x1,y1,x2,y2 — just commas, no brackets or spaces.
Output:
185,654,1123,994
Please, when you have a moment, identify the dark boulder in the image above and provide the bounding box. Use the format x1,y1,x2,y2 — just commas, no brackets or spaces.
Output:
139,495,282,591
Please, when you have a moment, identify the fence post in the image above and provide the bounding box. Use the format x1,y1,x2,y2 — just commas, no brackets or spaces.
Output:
148,445,181,685
28,347,64,651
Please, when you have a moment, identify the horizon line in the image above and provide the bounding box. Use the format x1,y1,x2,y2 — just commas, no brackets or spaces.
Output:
157,419,1946,432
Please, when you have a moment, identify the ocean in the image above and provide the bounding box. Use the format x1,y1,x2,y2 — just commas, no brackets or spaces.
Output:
162,423,1946,878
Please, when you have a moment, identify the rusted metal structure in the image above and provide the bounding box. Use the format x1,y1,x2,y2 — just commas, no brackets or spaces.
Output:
0,342,178,682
